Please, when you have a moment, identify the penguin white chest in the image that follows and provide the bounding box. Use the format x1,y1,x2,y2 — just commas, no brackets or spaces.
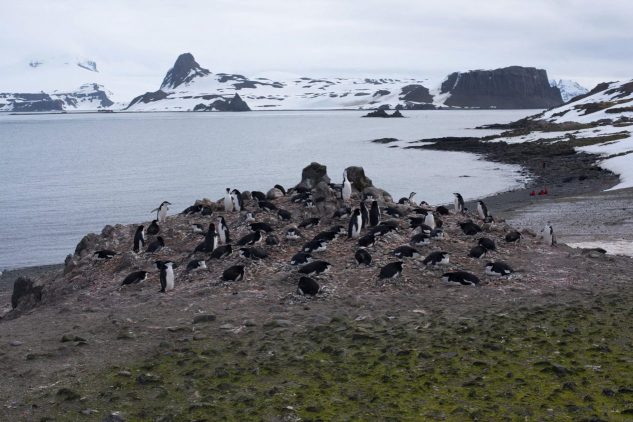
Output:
342,181,352,201
351,216,362,238
164,265,175,291
224,195,233,212
424,213,436,229
158,207,168,222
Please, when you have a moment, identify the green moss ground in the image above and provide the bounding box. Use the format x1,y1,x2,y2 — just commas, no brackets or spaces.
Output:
39,294,633,421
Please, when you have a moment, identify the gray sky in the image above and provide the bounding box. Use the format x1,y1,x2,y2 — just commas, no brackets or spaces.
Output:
1,0,632,90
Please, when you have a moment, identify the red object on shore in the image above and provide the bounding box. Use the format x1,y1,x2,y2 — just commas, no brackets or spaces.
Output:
543,187,549,195
538,190,544,196
530,191,536,196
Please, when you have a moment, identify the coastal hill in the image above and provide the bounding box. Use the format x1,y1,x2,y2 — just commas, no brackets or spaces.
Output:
0,52,587,112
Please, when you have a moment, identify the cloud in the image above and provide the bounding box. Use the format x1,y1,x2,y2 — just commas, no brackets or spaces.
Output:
0,0,631,93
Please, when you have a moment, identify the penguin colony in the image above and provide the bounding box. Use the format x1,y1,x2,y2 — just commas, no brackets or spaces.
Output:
87,169,558,296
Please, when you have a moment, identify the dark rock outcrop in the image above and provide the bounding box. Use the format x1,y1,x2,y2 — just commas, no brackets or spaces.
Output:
126,90,168,108
296,162,330,190
161,53,211,90
363,109,404,118
0,93,64,112
344,166,373,192
193,94,251,112
400,84,433,103
441,66,563,109
11,277,43,310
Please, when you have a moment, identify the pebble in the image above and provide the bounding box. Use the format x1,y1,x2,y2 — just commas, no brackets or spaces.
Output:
192,314,216,324
9,340,23,347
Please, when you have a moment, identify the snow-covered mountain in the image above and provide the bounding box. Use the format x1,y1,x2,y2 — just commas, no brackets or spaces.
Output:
0,83,115,112
126,53,434,112
536,79,633,124
550,79,589,102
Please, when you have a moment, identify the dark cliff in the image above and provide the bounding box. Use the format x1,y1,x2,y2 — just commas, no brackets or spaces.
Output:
441,66,563,109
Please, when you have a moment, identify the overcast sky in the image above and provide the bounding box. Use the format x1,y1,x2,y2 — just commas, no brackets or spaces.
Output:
1,0,632,90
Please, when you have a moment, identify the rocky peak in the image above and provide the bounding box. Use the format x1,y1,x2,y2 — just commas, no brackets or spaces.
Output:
160,53,211,90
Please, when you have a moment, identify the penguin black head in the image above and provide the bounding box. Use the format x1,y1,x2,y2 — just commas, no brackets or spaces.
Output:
157,236,165,246
226,188,230,193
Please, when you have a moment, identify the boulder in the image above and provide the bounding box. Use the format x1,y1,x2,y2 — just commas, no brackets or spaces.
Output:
64,254,77,275
11,277,43,310
363,186,393,203
74,233,100,258
267,188,284,200
296,162,330,190
344,166,373,192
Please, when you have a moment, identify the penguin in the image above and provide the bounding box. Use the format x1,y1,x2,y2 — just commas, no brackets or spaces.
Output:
158,261,175,293
245,212,256,223
191,223,204,234
147,220,160,236
151,201,172,223
231,189,243,212
94,250,116,260
370,223,397,237
291,252,313,265
186,260,207,272
477,201,489,220
194,223,218,253
333,206,352,219
146,236,165,253
505,231,522,243
342,171,352,202
298,260,332,276
369,201,381,227
358,233,376,248
133,225,145,253
277,209,292,221
303,199,315,209
485,261,514,277
398,192,417,205
459,221,482,236
292,192,311,203
384,207,403,218
541,224,556,246
328,225,346,236
348,209,362,239
302,239,327,253
121,270,149,286
430,228,444,239
258,201,277,211
224,188,234,212
209,244,233,259
222,265,245,282
410,233,431,246
442,271,480,286
360,201,369,229
379,261,403,279
250,222,274,233
436,205,450,216
266,235,280,246
423,251,449,266
286,227,302,240
478,237,496,251
469,245,487,259
313,230,337,242
217,216,230,244
299,217,320,229
297,276,320,296
274,184,287,196
453,193,465,214
181,204,202,215
393,246,421,258
251,191,266,202
239,247,268,260
355,248,372,266
424,212,436,230
237,230,263,246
